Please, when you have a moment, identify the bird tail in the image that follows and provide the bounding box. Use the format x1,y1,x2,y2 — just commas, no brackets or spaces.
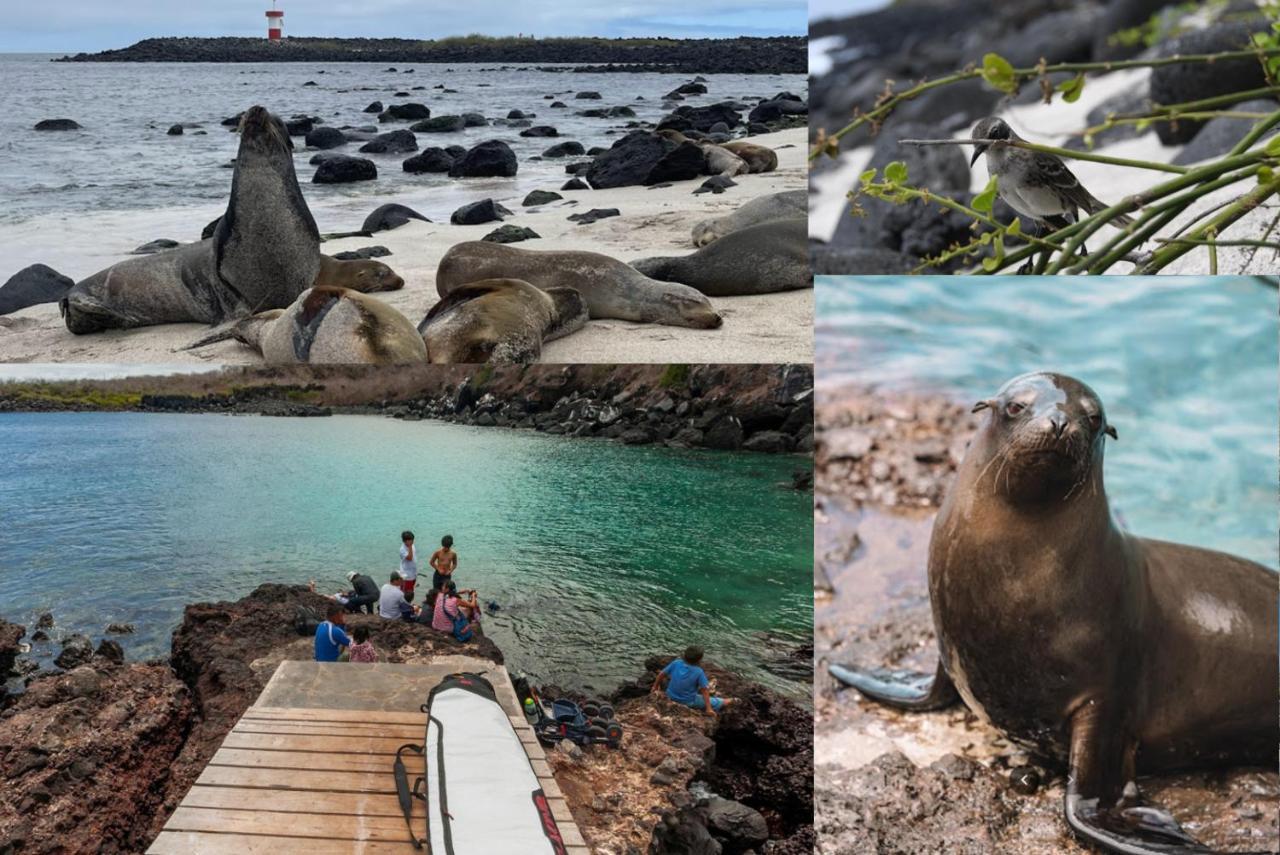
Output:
1083,193,1135,227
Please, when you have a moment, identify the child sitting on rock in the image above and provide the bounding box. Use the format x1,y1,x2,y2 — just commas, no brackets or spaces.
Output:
651,645,728,717
348,625,377,663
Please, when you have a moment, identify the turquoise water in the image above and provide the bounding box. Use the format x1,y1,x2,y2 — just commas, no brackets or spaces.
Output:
816,276,1278,568
0,414,813,698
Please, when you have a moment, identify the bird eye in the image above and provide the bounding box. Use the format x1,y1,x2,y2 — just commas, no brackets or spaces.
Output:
1006,402,1025,417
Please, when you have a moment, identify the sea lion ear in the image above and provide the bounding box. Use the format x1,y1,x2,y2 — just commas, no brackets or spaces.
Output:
971,399,994,414
1104,424,1118,440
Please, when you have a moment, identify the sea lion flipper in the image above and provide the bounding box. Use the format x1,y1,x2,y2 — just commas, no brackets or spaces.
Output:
1063,711,1219,855
828,662,958,711
178,323,240,351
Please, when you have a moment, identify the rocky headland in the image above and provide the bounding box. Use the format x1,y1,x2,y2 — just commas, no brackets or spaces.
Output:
0,584,811,854
56,36,806,75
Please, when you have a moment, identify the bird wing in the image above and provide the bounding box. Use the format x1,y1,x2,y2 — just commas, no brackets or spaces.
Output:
1031,151,1134,226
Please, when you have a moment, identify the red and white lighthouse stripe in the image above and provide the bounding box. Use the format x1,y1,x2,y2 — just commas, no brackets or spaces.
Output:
266,4,283,42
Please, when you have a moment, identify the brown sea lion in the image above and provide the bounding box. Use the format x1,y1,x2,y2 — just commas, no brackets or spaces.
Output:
62,106,321,334
436,242,721,329
830,372,1277,855
418,278,587,363
690,189,806,247
720,141,777,173
655,128,747,177
315,255,404,293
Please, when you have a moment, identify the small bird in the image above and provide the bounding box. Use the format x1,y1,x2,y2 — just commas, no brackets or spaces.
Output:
970,117,1134,232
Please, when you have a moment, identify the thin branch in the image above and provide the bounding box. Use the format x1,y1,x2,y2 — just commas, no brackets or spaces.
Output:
898,137,1190,174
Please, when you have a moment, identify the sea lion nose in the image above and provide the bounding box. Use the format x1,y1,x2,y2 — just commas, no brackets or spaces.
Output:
1048,412,1067,438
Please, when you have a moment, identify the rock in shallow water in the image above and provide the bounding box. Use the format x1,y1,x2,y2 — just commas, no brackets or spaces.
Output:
448,140,517,178
34,118,80,131
313,155,377,184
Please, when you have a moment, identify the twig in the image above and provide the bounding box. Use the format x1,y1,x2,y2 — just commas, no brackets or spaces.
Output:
898,137,1190,174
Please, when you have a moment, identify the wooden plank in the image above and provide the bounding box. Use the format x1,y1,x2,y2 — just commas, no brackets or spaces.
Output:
241,714,423,732
530,758,552,778
163,806,411,841
547,797,575,825
233,721,424,739
219,732,408,755
148,830,412,854
196,765,398,794
179,785,407,817
208,748,418,775
247,706,423,725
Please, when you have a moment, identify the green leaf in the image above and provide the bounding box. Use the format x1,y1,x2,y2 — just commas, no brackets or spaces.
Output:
1057,74,1085,103
1006,217,1023,237
1266,134,1280,155
859,168,877,187
981,255,1000,271
972,176,998,214
981,53,1017,94
884,161,909,184
1260,166,1275,185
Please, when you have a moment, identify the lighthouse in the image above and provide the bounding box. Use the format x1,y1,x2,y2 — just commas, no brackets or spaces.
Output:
265,1,283,42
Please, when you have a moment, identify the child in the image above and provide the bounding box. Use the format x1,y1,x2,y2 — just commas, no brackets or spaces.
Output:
651,645,727,717
348,625,377,663
430,534,458,592
399,531,418,602
313,603,351,663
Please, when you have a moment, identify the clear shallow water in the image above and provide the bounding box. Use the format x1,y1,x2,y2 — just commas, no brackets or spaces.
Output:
0,55,803,277
815,276,1278,568
0,414,813,698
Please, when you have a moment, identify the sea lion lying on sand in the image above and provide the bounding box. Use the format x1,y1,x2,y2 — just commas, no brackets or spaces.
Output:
187,286,426,364
316,256,404,293
418,278,587,363
691,189,806,247
62,106,321,334
656,129,747,177
632,218,809,296
436,242,722,329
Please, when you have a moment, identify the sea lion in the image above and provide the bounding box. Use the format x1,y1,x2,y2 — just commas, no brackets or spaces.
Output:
436,242,722,329
315,255,404,293
195,286,427,364
62,105,321,334
719,140,777,173
418,278,587,363
830,372,1277,855
656,129,747,177
691,189,806,247
631,218,809,296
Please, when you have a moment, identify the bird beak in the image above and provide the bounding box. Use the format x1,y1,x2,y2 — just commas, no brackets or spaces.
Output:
969,144,987,168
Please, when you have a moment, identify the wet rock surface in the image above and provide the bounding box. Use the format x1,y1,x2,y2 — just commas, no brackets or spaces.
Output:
814,385,1280,854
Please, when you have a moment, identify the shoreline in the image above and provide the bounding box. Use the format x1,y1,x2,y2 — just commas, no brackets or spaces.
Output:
0,363,818,458
814,384,1279,853
0,583,813,854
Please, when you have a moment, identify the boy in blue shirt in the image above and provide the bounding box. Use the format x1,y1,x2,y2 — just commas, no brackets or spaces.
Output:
651,646,725,716
314,603,352,662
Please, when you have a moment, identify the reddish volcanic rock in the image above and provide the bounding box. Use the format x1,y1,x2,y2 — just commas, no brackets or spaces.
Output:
0,660,193,854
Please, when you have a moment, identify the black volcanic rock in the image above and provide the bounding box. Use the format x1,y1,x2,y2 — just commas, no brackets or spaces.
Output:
305,126,347,149
403,147,455,173
358,129,418,154
312,155,377,183
586,132,704,188
448,140,517,178
34,119,80,131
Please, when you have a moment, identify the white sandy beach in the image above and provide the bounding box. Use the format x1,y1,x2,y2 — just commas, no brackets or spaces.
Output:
0,127,811,364
811,68,1277,275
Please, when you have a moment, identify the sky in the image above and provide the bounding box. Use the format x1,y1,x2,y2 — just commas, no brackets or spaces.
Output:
0,0,807,53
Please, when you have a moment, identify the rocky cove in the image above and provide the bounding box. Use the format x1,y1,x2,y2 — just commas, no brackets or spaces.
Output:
0,363,815,460
0,583,812,854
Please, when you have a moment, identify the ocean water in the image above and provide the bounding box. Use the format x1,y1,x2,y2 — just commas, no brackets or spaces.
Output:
0,54,804,277
815,276,1279,568
0,413,813,699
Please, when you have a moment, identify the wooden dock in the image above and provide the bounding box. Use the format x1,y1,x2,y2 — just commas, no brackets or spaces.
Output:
148,661,589,854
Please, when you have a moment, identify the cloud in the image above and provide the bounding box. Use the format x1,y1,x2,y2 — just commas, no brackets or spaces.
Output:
1,0,804,52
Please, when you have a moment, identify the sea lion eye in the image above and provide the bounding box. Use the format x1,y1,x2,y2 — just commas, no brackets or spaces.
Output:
1005,401,1025,417
1088,413,1102,431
